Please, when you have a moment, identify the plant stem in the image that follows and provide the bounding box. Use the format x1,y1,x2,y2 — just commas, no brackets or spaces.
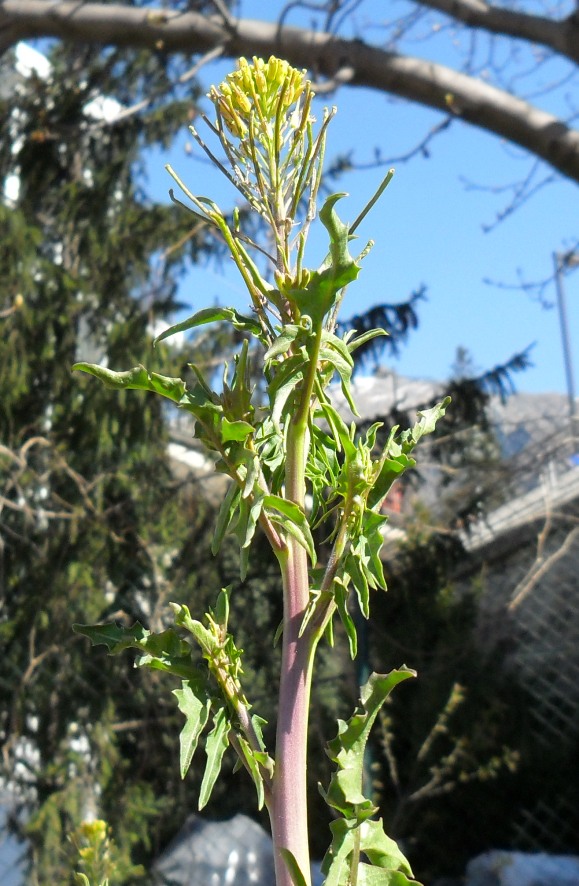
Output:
271,430,313,886
272,542,315,886
270,329,323,886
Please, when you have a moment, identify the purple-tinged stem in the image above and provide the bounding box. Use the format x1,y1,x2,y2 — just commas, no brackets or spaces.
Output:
269,324,323,886
271,536,315,886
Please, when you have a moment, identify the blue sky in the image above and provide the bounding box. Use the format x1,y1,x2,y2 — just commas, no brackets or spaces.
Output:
144,2,579,396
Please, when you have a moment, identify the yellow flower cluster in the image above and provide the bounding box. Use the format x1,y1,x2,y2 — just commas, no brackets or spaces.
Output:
208,56,310,139
73,820,111,879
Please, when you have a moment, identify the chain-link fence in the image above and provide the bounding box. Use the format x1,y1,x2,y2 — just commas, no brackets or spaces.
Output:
461,444,579,853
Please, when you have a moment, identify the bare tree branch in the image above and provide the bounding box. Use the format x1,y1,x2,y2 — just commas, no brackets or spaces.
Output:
461,159,558,232
484,239,579,305
417,0,579,65
327,116,454,174
509,523,579,610
2,1,579,183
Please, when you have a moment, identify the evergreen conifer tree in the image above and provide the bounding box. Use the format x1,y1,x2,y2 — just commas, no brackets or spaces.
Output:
0,35,237,881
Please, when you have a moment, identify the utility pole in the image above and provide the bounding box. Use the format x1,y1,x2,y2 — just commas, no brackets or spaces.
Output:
553,251,579,456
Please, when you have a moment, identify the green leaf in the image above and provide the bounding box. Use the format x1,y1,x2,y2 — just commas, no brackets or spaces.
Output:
250,713,268,751
170,602,220,657
323,818,420,886
267,353,305,427
288,194,361,325
241,451,260,498
235,734,272,810
322,671,419,885
73,363,186,402
153,305,261,346
359,819,414,872
363,510,388,589
263,495,316,563
366,398,450,511
136,628,191,661
264,324,302,362
325,671,416,814
179,376,224,446
212,482,240,556
221,417,254,442
412,397,451,442
308,427,340,524
279,849,309,886
345,548,370,619
73,621,148,653
74,622,198,679
367,453,414,512
184,619,217,657
213,587,230,631
318,400,357,458
255,416,285,475
347,327,388,355
199,706,230,809
400,397,451,450
321,332,354,370
322,819,355,886
320,332,358,415
234,490,264,581
318,193,359,285
173,680,212,779
135,629,196,677
357,866,419,885
335,581,357,659
234,492,264,567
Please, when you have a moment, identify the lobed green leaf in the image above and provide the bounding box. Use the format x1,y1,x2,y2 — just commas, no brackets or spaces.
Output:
399,397,451,451
199,706,230,809
73,363,186,402
324,820,418,886
173,680,212,779
73,621,148,653
73,622,197,680
322,671,420,884
288,194,361,325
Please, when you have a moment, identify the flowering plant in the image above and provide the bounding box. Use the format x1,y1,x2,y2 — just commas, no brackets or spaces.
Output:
74,57,448,886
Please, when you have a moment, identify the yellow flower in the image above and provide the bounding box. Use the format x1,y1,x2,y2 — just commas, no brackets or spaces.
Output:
78,820,108,843
208,56,312,140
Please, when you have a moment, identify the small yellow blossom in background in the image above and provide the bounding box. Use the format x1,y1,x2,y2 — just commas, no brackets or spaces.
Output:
71,820,111,886
70,818,144,885
0,293,24,319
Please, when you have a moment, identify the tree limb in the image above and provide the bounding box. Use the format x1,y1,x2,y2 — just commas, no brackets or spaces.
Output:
416,0,579,65
2,2,579,183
